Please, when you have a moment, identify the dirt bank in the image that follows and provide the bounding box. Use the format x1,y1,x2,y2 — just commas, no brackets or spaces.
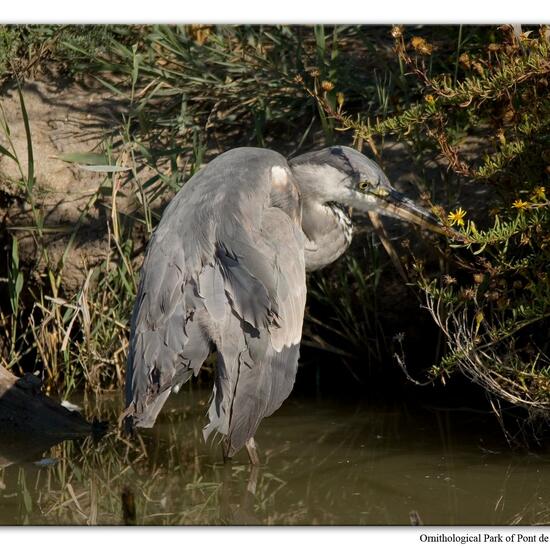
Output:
0,78,132,294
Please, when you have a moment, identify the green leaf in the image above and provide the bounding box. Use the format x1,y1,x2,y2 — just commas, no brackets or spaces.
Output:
93,76,125,97
77,164,130,173
17,85,34,193
11,237,19,268
0,143,17,161
132,45,141,87
15,272,23,299
57,152,109,165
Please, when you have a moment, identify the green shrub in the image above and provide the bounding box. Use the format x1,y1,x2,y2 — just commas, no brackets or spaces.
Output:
315,24,550,414
0,25,121,80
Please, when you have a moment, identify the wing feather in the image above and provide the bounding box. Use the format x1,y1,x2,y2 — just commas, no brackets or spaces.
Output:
125,148,307,449
206,207,307,453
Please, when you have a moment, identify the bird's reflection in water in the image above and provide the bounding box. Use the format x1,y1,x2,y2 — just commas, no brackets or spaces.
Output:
218,465,261,525
121,486,137,525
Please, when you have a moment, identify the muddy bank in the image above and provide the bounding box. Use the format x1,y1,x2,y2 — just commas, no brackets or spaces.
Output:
0,79,136,294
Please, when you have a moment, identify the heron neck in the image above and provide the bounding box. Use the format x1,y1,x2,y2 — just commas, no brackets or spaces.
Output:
301,199,353,272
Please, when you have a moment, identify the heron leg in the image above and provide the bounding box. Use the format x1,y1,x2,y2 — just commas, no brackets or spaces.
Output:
246,464,260,496
245,437,260,466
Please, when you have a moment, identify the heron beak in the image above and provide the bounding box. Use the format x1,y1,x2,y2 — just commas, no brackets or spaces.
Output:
377,189,447,236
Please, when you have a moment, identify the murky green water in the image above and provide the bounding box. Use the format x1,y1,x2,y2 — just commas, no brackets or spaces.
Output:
1,388,549,525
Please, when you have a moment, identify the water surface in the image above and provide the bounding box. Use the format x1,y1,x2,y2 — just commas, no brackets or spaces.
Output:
1,388,549,525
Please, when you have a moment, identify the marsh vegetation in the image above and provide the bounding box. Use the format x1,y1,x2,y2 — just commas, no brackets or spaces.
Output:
0,24,549,525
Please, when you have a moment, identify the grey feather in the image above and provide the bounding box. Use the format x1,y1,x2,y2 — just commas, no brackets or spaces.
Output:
125,144,432,460
203,205,306,452
224,342,301,456
125,148,306,452
199,263,227,322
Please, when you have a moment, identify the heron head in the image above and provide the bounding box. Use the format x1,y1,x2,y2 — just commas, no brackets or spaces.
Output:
290,146,443,234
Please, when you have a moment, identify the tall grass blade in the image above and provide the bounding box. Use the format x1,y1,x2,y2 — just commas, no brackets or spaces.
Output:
16,85,34,193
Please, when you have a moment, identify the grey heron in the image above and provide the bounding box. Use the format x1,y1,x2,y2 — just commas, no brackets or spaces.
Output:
123,146,442,463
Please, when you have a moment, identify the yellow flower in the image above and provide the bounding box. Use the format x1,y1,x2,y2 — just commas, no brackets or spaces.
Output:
531,186,546,201
411,36,433,55
390,25,403,39
512,199,530,210
458,52,471,67
321,80,335,92
447,207,467,227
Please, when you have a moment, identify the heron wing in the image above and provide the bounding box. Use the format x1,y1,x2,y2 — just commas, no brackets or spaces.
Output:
125,148,306,441
124,230,213,427
206,207,307,455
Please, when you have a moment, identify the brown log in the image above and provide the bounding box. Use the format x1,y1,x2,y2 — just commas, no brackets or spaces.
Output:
0,366,93,436
0,366,97,468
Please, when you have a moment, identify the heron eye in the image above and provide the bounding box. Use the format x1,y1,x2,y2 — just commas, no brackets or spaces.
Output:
358,180,370,191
